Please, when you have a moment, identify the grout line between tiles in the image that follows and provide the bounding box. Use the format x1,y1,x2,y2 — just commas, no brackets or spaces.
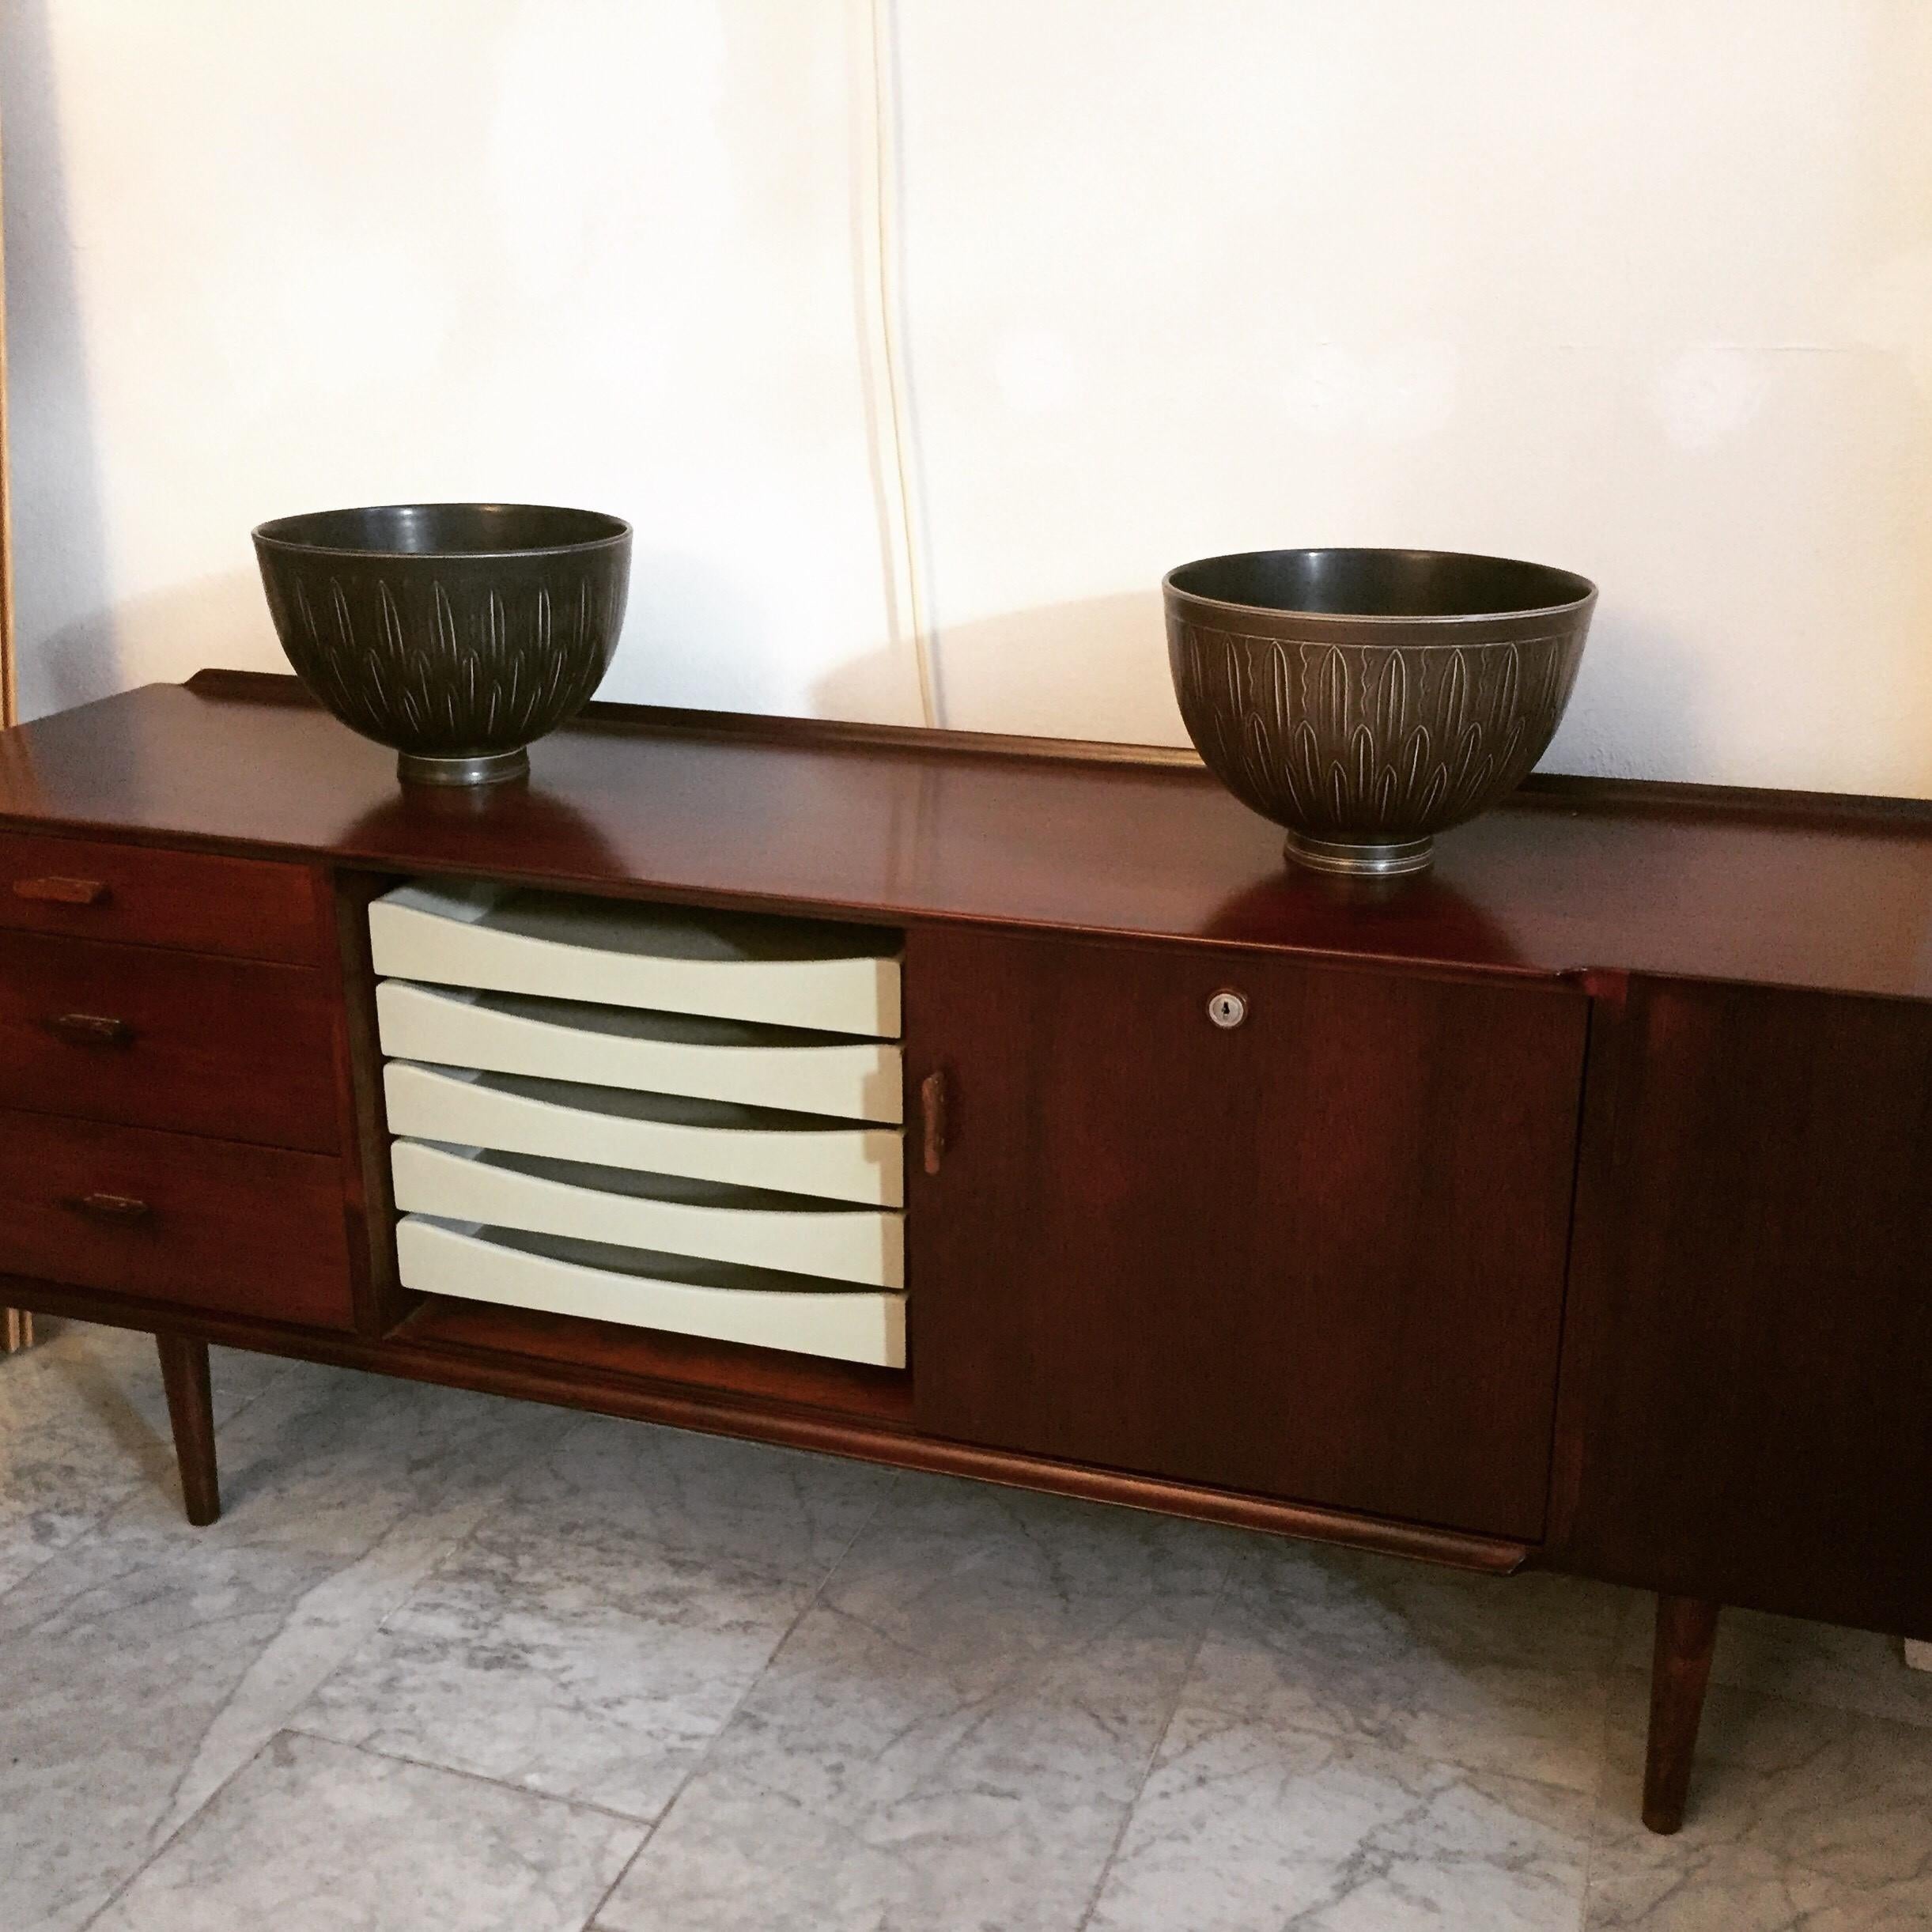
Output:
74,1730,288,1930
278,1726,661,1832
270,1405,610,1776
1574,1591,1637,1930
1072,1537,1241,1932
575,1469,902,1932
377,1407,593,1629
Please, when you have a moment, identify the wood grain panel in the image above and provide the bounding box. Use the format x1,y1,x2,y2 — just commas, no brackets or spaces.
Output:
0,826,326,962
907,927,1588,1539
1551,980,1932,1638
0,1110,353,1329
0,929,339,1151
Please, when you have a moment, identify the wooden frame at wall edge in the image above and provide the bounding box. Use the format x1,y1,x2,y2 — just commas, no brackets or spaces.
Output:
0,139,32,1355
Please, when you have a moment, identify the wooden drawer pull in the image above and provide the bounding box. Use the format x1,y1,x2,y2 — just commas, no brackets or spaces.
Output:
48,1012,135,1048
64,1192,153,1227
921,1068,949,1176
13,875,112,906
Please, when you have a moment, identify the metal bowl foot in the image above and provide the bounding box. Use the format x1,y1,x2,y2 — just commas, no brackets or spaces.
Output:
1284,830,1434,877
397,747,531,788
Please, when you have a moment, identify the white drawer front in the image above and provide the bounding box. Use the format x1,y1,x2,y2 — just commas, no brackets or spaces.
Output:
396,1216,906,1367
369,881,901,1037
391,1140,904,1288
376,980,902,1124
384,1062,904,1208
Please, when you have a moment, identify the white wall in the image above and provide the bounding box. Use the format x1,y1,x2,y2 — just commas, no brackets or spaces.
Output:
6,0,1932,794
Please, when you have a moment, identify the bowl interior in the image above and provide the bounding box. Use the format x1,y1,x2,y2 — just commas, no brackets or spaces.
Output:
1167,547,1593,620
255,502,629,557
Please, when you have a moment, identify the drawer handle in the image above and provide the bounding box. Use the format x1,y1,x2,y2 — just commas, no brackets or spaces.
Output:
64,1193,153,1227
13,875,112,906
920,1068,949,1176
48,1012,135,1049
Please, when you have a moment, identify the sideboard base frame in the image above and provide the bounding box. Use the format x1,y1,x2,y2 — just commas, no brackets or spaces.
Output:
13,1274,1527,1577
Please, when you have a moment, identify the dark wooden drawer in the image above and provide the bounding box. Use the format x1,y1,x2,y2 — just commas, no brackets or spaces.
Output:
0,829,326,964
0,930,340,1152
0,1109,354,1329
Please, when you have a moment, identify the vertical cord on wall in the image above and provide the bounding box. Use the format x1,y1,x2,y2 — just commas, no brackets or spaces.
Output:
853,0,940,728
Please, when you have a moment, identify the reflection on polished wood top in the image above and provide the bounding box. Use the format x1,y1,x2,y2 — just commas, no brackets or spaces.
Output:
2,669,1928,1000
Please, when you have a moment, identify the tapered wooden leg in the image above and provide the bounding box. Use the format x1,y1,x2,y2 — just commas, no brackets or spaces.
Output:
1643,1594,1720,1833
3,1307,35,1353
156,1333,221,1526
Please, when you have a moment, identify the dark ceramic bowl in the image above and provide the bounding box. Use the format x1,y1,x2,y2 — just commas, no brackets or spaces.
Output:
254,502,632,785
1165,548,1595,875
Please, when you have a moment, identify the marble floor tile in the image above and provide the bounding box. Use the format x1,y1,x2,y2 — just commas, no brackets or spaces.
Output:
1179,1536,1628,1795
89,1731,642,1932
0,1362,572,1932
0,1319,289,1597
1585,1677,1932,1930
1087,1704,1592,1932
8,1336,1926,1932
596,1477,1238,1932
1616,1597,1932,1733
297,1412,897,1820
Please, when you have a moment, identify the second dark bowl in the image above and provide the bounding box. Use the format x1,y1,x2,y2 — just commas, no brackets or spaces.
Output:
1166,547,1595,875
254,502,633,786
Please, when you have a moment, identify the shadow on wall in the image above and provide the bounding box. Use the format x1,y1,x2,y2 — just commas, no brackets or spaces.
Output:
1541,609,1707,782
40,570,272,698
811,588,1712,786
2,0,117,718
604,547,798,716
813,589,1188,744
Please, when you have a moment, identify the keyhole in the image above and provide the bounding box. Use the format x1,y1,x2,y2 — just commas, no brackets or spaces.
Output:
1208,989,1248,1029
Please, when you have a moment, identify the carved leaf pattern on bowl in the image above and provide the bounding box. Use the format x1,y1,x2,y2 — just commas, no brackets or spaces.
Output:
1170,621,1585,843
267,568,618,758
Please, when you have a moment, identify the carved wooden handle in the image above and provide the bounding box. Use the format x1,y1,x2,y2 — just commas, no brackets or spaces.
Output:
13,875,112,906
65,1193,153,1227
920,1069,949,1176
48,1012,134,1048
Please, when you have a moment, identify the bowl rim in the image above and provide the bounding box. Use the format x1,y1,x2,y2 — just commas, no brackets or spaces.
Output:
1163,546,1597,627
252,501,632,561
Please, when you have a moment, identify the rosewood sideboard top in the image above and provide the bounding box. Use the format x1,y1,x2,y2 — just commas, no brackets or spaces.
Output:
2,668,1930,1000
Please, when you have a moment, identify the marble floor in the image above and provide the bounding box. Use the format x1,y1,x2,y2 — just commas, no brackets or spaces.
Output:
2,1321,1929,1932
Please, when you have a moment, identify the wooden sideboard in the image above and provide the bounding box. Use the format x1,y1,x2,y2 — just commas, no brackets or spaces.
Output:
2,668,1928,1838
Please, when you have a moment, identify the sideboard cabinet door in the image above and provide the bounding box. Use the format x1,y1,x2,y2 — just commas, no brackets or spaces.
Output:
907,928,1588,1541
1552,980,1932,1636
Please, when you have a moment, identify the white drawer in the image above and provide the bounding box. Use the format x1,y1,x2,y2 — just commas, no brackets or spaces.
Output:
396,1216,906,1367
391,1140,904,1288
369,881,901,1037
376,980,902,1125
384,1062,904,1208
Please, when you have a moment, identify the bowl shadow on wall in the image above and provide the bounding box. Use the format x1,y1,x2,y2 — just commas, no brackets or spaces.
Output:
815,593,1712,789
1538,611,1708,785
30,572,277,714
811,591,1184,743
